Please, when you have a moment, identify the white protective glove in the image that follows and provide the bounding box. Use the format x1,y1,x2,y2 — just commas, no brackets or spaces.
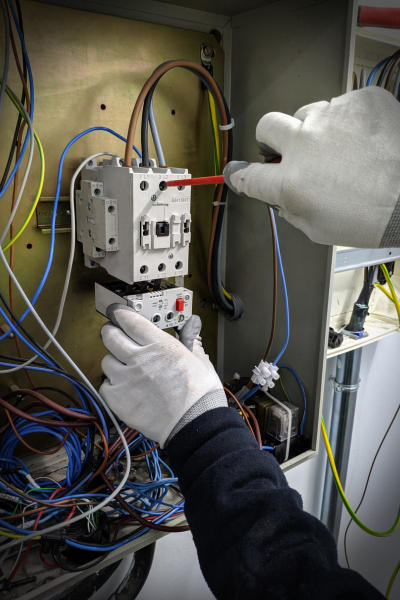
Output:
99,305,226,448
223,87,400,249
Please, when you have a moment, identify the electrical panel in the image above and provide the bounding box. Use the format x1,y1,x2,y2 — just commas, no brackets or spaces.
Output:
76,157,193,329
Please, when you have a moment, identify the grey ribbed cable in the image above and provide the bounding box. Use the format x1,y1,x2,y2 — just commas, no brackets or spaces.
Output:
0,0,10,129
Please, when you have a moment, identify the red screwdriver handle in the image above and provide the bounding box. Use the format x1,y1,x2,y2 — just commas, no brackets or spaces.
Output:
166,175,224,188
166,158,282,188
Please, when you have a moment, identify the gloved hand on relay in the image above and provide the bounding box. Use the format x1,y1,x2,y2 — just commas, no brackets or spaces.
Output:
99,305,226,447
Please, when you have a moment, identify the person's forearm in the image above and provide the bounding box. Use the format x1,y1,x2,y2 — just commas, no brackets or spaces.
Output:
168,407,384,600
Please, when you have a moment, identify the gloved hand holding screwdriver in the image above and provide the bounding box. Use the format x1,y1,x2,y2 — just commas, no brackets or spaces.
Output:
99,87,398,599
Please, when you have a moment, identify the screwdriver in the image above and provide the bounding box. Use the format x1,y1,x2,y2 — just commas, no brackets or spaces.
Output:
166,157,281,188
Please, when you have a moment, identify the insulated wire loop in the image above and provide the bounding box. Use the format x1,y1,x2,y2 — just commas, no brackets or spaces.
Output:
321,417,400,537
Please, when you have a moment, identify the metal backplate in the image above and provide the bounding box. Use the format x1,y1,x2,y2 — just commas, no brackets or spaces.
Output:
0,0,223,403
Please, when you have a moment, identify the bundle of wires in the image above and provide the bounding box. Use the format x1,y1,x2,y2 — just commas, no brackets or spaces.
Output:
125,59,243,320
0,4,189,583
366,49,400,99
0,386,187,581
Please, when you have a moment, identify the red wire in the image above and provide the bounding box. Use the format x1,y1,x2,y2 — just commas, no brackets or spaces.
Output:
40,548,57,568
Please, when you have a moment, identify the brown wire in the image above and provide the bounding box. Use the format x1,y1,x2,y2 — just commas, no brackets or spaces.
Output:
264,207,278,362
87,422,109,485
344,402,400,568
385,56,400,91
2,389,100,422
123,60,229,300
101,472,190,533
7,8,34,387
352,72,358,91
241,404,262,450
247,206,278,391
224,386,256,439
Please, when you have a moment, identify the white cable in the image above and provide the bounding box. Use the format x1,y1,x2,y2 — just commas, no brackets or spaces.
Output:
263,391,292,462
0,84,34,246
0,154,131,551
0,153,119,374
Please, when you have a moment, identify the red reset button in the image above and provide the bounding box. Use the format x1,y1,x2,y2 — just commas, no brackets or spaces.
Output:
176,298,185,312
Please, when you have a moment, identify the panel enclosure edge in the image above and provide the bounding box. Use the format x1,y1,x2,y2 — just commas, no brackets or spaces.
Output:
224,0,352,469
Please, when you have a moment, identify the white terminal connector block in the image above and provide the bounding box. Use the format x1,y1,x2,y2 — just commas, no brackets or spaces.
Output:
76,157,192,284
251,360,280,389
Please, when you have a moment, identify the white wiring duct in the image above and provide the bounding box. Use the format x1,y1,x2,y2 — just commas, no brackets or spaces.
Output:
0,153,132,550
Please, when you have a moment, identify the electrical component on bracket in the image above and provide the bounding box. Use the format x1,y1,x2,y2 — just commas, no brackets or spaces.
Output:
95,281,193,329
76,156,193,330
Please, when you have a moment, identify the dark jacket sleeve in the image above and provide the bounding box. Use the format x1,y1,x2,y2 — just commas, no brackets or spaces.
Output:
167,407,384,600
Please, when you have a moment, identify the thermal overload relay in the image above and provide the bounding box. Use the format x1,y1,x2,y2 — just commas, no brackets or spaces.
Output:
251,360,280,389
95,280,193,331
76,157,192,283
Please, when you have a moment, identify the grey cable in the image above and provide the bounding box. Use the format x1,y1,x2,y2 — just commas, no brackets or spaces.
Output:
0,83,34,246
0,0,10,129
360,68,368,89
149,99,166,166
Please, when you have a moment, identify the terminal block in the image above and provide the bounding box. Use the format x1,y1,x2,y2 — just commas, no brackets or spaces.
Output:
76,157,192,284
95,280,193,331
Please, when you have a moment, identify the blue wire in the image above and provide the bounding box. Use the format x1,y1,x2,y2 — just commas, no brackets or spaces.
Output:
0,1,34,198
270,210,289,365
0,127,141,343
262,446,274,451
278,365,306,434
242,385,260,402
65,505,184,552
367,56,391,86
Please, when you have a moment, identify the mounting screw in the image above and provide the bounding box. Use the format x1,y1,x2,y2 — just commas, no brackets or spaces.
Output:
168,253,173,259
151,195,157,201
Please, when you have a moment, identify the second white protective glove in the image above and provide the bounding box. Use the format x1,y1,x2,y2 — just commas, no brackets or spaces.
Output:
224,87,400,249
99,306,226,447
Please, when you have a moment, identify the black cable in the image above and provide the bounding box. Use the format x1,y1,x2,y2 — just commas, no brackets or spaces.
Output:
0,289,62,370
0,0,27,191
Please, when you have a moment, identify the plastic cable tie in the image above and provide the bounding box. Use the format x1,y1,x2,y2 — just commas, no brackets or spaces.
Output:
213,201,226,206
219,119,235,131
